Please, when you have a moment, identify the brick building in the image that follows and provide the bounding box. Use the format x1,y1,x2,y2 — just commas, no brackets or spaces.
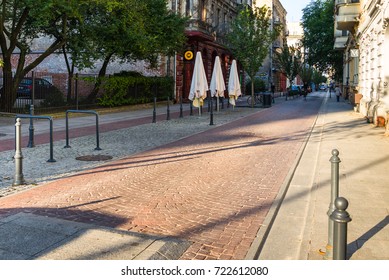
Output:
164,0,251,101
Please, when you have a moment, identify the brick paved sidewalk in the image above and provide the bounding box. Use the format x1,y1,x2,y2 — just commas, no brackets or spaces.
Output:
0,94,323,260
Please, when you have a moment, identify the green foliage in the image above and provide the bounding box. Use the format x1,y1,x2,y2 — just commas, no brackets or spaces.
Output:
312,70,327,85
245,78,266,93
96,75,174,107
226,5,279,107
41,89,67,107
0,0,93,111
226,5,278,80
274,44,302,86
83,0,188,101
299,65,314,84
302,0,343,79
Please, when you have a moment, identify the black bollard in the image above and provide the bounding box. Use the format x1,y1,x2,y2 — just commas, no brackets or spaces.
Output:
152,97,157,123
179,95,183,118
330,197,352,260
167,96,171,120
27,104,35,148
210,97,214,125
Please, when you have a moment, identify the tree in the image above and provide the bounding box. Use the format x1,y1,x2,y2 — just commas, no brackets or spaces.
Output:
84,0,187,101
299,65,313,85
312,69,327,89
226,5,279,107
60,3,100,102
274,44,302,89
0,0,90,111
301,0,343,80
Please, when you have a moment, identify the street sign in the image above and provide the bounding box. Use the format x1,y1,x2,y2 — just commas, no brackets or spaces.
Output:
184,51,194,61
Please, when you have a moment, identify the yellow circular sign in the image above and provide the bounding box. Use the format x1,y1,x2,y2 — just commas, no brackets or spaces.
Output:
184,51,193,60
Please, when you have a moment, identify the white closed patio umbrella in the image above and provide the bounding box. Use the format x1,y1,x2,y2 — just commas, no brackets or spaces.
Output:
189,51,208,115
210,56,225,112
228,59,242,108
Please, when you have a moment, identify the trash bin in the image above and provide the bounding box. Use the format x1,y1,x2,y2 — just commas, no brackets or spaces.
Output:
262,93,272,108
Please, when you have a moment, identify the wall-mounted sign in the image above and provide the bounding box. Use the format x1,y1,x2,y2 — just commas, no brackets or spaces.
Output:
184,51,194,60
350,49,359,58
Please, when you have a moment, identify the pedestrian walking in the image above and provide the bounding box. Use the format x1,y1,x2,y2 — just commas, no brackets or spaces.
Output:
335,83,342,102
303,82,308,101
271,83,275,103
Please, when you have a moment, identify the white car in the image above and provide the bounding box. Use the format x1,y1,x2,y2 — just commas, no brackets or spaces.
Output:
319,84,327,91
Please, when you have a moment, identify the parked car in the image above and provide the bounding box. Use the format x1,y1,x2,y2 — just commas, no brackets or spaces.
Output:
319,84,327,91
17,77,61,99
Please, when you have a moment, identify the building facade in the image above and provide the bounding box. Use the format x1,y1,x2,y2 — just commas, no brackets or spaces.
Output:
254,0,287,92
166,0,250,101
286,21,304,87
334,0,389,132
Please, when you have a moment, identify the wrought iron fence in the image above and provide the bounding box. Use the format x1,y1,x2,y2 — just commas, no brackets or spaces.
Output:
0,72,173,115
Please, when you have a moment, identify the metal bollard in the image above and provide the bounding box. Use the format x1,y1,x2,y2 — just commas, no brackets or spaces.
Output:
167,96,170,120
330,197,352,260
325,149,341,259
27,104,35,148
13,118,25,186
210,97,214,126
152,97,157,123
179,95,183,118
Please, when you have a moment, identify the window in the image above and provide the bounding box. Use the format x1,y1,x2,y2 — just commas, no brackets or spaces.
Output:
200,0,207,21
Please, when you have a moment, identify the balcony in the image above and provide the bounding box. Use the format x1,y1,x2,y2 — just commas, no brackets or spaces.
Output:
334,36,348,50
335,0,361,31
334,28,348,50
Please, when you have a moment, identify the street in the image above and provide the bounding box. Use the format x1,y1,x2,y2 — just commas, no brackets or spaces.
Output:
0,93,323,260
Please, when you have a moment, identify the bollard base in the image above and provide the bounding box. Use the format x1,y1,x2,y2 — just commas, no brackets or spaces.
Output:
323,244,333,260
13,175,25,186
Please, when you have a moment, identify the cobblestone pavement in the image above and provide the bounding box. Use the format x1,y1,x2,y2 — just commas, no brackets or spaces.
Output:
0,103,263,195
0,94,324,259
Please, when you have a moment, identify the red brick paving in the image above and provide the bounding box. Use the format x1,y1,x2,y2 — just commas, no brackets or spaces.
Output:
0,97,323,259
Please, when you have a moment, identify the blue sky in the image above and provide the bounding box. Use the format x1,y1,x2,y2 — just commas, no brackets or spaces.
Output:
280,0,313,22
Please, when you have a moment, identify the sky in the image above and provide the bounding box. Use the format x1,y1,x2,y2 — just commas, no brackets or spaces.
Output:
280,0,313,22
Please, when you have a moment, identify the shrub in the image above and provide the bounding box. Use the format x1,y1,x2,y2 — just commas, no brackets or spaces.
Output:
97,75,174,107
41,89,66,107
245,77,266,94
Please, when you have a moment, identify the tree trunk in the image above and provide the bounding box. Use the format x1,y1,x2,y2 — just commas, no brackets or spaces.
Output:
0,64,18,112
86,53,113,102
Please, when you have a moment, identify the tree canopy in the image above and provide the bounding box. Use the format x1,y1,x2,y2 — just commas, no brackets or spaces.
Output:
274,44,301,88
226,5,279,107
0,0,188,109
64,0,187,101
301,0,343,80
0,0,87,110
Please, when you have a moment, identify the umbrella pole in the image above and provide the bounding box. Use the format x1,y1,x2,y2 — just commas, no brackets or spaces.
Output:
217,96,220,112
198,98,201,116
210,96,214,125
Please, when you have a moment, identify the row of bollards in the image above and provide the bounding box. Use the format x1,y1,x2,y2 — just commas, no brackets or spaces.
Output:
152,95,231,126
13,109,101,186
325,149,352,260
